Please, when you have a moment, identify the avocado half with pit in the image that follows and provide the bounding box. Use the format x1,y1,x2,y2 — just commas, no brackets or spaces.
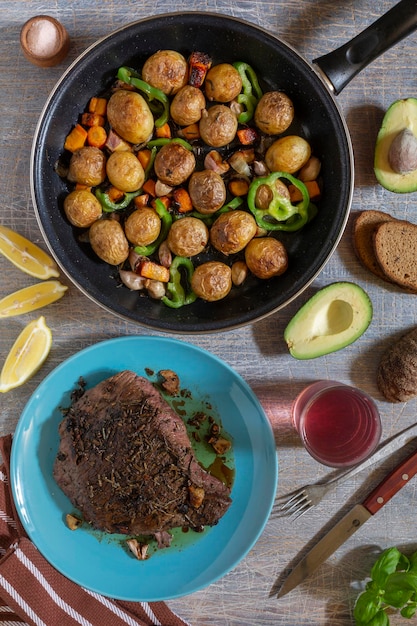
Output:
284,282,372,360
374,98,417,193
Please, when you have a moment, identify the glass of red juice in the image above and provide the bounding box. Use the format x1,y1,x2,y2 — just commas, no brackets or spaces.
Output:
292,380,382,467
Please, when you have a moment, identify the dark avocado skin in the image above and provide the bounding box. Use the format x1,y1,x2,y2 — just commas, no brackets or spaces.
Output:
374,98,417,193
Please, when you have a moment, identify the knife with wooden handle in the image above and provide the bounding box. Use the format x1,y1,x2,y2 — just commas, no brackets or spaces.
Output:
277,445,417,597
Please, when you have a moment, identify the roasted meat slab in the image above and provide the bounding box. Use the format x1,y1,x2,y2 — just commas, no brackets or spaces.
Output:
53,370,232,535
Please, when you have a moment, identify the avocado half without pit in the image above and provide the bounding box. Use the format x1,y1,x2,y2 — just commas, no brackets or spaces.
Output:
284,282,373,359
374,98,417,193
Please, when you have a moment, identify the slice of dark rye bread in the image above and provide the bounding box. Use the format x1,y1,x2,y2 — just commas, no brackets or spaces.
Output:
353,209,398,281
373,220,417,292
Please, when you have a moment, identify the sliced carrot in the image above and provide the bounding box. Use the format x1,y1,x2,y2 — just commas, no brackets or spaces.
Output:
173,188,193,213
88,97,107,116
237,127,258,145
74,183,91,191
87,125,107,148
188,51,212,88
151,196,170,210
228,179,250,197
139,260,170,282
142,179,156,196
64,124,88,153
178,123,200,141
81,112,106,127
137,149,152,170
107,187,124,203
155,122,171,139
289,180,321,203
133,194,150,209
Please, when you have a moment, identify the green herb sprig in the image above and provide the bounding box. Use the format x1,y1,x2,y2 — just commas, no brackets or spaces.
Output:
354,547,417,625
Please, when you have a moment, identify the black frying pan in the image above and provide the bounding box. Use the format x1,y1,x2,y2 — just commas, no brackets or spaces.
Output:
31,1,417,333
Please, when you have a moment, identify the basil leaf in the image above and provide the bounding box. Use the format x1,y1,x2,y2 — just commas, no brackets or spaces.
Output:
383,587,413,609
354,589,381,624
366,610,389,626
401,602,417,619
408,551,417,573
386,571,417,593
370,548,402,586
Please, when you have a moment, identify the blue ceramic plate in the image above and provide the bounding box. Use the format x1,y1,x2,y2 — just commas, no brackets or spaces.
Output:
11,336,277,601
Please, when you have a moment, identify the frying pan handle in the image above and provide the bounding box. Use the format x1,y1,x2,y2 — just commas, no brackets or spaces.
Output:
313,0,417,95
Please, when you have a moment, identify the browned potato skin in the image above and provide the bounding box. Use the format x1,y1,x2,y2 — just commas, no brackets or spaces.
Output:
188,170,226,214
245,237,288,279
191,261,232,302
199,105,238,147
154,143,196,186
142,50,188,95
254,92,294,135
255,180,290,210
64,190,102,228
107,90,154,145
67,147,106,187
205,64,242,102
170,86,206,126
124,208,161,247
89,219,129,265
210,210,257,255
265,135,312,174
106,152,145,192
167,217,209,257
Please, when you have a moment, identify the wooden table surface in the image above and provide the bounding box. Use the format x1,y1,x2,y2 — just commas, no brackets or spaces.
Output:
1,1,417,624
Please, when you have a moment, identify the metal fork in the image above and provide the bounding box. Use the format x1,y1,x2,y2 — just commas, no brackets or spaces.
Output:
273,421,417,520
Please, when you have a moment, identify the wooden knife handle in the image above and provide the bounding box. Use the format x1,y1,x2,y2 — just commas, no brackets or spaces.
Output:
363,446,417,515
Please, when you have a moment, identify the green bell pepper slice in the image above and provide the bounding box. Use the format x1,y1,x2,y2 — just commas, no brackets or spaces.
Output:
233,61,263,124
247,172,310,232
146,138,193,151
134,199,172,257
95,189,141,213
117,66,170,128
162,256,197,309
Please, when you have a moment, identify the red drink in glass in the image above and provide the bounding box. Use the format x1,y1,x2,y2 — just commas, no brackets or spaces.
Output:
292,380,381,467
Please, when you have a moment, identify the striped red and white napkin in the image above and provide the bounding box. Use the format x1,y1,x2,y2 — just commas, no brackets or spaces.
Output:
0,435,190,626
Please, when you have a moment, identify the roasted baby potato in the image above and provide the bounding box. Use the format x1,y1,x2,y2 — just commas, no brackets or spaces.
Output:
210,210,257,255
245,237,288,279
89,219,129,265
167,217,209,257
205,63,242,102
255,91,294,135
188,169,226,214
124,207,161,247
191,261,232,301
107,90,154,145
142,50,188,95
265,135,311,174
154,142,196,186
199,105,238,147
63,189,102,228
170,85,206,126
67,146,106,187
106,151,145,192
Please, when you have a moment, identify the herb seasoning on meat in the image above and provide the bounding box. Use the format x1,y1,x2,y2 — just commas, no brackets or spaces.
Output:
53,370,232,545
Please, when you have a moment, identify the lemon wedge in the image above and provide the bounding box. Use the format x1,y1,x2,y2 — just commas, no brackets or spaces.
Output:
0,224,59,279
0,316,52,392
0,280,67,318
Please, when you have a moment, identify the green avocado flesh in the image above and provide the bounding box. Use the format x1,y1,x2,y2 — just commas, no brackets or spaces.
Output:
374,98,417,193
284,282,373,360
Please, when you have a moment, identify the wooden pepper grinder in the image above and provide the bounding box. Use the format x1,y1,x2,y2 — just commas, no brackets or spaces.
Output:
20,15,70,67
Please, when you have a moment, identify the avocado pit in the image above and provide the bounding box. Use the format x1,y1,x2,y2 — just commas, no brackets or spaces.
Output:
388,128,417,174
